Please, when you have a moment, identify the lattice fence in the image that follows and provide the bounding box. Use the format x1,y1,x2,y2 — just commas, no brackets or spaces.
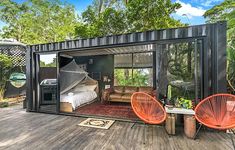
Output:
0,45,26,67
0,44,27,98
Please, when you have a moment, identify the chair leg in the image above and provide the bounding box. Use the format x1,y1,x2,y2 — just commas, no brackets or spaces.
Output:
131,122,147,144
131,122,136,129
229,129,235,150
144,123,146,145
193,123,202,140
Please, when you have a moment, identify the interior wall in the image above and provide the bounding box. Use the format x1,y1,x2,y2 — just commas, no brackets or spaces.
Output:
39,67,57,82
74,55,114,92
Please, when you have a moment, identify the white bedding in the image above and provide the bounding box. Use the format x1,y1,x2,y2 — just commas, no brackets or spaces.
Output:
60,91,97,110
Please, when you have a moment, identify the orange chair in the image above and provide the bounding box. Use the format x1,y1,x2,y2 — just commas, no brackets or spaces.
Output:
131,92,166,124
131,92,166,144
194,93,235,148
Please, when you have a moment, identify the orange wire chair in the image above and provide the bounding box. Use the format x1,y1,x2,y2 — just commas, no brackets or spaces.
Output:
194,93,235,148
131,92,166,124
131,92,166,144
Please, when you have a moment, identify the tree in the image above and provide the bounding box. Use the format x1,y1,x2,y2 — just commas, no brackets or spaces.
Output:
114,69,151,86
75,0,183,38
0,54,13,100
0,0,29,42
75,5,127,38
204,0,235,92
0,0,77,44
126,0,182,32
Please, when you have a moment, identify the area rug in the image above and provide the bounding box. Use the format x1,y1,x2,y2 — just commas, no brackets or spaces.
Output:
76,102,139,120
78,118,115,129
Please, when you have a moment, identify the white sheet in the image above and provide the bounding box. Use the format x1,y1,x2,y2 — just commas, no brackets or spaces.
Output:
60,91,97,110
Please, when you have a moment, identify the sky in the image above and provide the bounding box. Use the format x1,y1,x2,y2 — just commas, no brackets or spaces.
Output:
0,0,224,30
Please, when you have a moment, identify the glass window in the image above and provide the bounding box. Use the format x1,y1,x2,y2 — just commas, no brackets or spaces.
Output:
133,52,153,68
132,68,153,86
157,41,201,103
114,69,132,86
114,52,153,86
39,54,57,67
114,54,132,68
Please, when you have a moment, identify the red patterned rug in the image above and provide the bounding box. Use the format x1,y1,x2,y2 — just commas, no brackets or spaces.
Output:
76,102,139,120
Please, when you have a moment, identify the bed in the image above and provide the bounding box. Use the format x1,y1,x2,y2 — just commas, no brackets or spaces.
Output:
60,84,99,113
59,60,99,112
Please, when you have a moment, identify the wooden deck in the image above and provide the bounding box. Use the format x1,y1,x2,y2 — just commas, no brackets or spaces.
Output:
0,104,234,150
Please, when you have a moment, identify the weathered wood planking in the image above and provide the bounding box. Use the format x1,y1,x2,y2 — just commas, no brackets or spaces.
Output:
0,105,233,150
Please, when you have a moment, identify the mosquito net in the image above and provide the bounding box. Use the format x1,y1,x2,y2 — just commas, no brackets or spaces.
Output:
60,60,97,94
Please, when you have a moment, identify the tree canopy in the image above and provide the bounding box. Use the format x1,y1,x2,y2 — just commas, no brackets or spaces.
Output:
0,0,184,43
204,0,235,92
0,0,77,44
75,0,183,38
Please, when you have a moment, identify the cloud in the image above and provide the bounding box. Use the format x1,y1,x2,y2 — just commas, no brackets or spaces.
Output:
175,0,206,18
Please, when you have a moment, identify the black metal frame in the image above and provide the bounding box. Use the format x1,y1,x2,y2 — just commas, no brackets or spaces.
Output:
230,130,235,149
26,22,227,114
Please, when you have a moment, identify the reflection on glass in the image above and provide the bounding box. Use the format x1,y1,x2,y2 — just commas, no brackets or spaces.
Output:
158,42,200,107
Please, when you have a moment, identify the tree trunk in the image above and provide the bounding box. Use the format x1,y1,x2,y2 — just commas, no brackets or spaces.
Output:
124,69,129,80
0,88,5,101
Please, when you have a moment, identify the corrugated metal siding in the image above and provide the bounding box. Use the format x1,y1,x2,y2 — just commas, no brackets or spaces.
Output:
29,24,209,52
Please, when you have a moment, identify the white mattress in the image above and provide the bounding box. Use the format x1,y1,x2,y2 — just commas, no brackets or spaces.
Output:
60,91,97,110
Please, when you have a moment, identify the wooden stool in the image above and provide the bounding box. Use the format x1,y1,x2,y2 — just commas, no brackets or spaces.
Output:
165,107,195,138
184,114,196,138
165,114,176,135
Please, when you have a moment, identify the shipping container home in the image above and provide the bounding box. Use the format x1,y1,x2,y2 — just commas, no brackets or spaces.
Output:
26,22,227,120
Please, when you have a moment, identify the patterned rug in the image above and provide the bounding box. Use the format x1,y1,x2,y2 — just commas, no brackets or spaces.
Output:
76,102,138,120
78,118,115,129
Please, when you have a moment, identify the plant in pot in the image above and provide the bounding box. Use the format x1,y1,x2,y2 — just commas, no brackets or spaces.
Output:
166,85,174,106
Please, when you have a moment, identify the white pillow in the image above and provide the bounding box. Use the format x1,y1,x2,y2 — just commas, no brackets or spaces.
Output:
72,84,97,92
86,85,97,91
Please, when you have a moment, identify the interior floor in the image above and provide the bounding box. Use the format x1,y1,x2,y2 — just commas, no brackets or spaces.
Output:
75,101,139,120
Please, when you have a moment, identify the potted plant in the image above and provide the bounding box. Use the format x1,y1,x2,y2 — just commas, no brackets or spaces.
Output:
165,85,174,105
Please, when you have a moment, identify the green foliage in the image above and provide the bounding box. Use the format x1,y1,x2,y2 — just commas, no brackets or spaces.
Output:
125,0,182,32
204,0,235,92
76,5,127,38
0,0,184,42
132,69,150,86
0,0,77,44
0,102,9,107
114,69,150,86
168,43,194,81
0,54,13,100
40,58,56,67
75,0,184,38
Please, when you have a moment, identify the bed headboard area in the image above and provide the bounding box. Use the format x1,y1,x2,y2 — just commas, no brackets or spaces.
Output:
74,55,114,92
80,76,99,95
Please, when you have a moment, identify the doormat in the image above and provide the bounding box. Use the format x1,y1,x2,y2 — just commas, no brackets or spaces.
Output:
78,118,115,129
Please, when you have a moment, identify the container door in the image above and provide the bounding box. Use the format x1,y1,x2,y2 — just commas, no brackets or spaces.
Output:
35,53,59,113
155,39,203,107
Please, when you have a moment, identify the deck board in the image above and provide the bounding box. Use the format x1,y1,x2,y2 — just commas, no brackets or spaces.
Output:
0,105,234,150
